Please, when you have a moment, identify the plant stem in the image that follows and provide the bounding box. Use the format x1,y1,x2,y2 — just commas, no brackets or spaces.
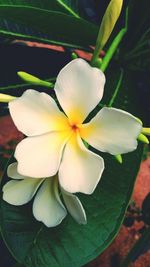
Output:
108,68,124,107
99,7,128,72
100,28,127,72
91,0,124,66
0,77,56,91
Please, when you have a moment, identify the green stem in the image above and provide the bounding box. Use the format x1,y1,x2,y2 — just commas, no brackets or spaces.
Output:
91,45,102,67
0,83,29,91
39,80,54,88
0,77,56,91
100,8,128,72
91,0,124,66
108,69,124,107
120,226,150,267
97,70,123,109
100,28,126,72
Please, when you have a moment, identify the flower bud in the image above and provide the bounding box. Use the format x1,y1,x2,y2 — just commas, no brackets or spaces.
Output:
99,0,123,48
0,93,16,103
138,133,149,144
142,128,150,136
114,154,123,164
17,71,53,88
92,0,123,64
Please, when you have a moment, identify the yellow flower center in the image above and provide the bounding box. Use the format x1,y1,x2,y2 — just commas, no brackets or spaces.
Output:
69,122,82,134
71,124,78,131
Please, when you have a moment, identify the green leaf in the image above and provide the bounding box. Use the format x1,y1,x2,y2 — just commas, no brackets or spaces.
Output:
120,0,150,71
0,0,80,17
122,0,149,50
123,27,150,71
0,68,144,267
0,5,98,48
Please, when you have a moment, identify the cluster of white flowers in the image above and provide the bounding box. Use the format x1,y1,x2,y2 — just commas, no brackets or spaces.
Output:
3,59,142,227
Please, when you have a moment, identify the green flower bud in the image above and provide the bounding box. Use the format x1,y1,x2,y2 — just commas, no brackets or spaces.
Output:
138,133,149,144
71,52,78,59
17,71,53,88
0,93,16,103
142,128,150,136
114,154,123,164
91,0,123,64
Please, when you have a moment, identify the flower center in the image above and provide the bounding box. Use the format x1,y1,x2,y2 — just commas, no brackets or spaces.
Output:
69,121,82,133
71,124,78,132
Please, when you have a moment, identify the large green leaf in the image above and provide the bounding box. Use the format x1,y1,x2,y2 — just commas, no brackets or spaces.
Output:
0,0,80,17
0,69,143,267
0,4,98,48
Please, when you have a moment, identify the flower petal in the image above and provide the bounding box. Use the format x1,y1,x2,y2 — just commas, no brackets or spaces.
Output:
59,134,104,194
33,178,67,227
7,162,31,179
9,89,69,136
3,178,43,205
61,188,87,224
54,59,105,124
80,107,142,155
15,131,70,178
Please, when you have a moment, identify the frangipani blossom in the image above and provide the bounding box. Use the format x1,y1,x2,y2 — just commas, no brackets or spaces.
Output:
9,59,142,194
3,163,87,227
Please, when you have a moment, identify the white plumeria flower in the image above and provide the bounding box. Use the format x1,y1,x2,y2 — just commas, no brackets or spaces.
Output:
9,59,142,194
3,163,87,227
